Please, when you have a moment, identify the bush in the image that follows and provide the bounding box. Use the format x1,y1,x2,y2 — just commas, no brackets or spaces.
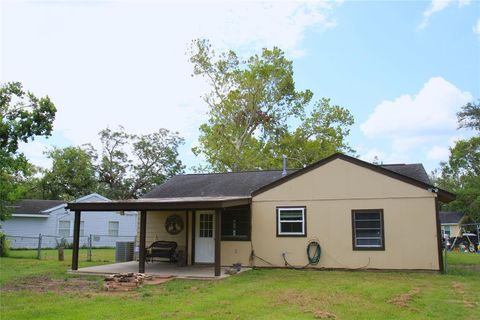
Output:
0,232,11,257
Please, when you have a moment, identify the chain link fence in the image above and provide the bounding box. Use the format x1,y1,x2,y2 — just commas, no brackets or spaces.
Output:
4,233,136,261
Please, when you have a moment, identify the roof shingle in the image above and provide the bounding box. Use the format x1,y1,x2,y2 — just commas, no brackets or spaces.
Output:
143,159,432,199
10,200,65,214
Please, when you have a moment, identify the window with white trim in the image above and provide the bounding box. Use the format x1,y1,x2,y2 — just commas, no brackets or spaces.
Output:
79,221,85,237
277,207,306,236
442,225,451,237
58,220,70,238
108,221,119,237
352,209,384,250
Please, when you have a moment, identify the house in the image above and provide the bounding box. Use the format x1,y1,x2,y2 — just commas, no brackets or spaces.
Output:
1,193,137,248
66,153,455,275
439,211,465,238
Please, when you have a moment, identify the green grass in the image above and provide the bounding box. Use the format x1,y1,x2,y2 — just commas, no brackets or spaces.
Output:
1,251,479,319
0,248,114,284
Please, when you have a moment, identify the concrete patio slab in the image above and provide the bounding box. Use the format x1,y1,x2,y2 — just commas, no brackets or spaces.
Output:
72,261,250,279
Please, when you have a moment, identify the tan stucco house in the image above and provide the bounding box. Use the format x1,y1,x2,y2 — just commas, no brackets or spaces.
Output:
67,153,455,275
439,211,465,238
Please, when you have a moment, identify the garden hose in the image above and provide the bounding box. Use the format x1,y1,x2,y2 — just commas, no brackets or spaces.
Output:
307,241,321,265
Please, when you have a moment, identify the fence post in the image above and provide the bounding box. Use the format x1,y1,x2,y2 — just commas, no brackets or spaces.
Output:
37,233,42,260
87,234,92,262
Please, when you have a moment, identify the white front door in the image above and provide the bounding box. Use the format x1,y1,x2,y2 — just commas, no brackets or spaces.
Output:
195,211,215,263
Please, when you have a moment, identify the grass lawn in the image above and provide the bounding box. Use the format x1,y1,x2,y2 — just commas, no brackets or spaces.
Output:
1,250,479,319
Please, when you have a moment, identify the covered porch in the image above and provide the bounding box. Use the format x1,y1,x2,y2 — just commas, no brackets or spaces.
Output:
66,196,251,277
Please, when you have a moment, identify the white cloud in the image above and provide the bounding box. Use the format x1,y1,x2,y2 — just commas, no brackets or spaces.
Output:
3,1,341,170
18,141,53,169
361,77,472,140
360,77,472,168
473,18,480,35
426,145,450,161
418,0,471,30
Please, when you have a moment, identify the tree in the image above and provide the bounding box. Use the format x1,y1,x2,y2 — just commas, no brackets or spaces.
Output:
97,127,185,199
262,98,355,168
189,39,313,172
435,102,480,222
1,82,56,154
457,101,480,131
0,82,57,220
40,146,98,200
189,39,354,172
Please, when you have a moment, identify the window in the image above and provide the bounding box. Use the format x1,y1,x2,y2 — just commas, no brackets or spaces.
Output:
352,209,384,250
58,220,70,238
199,214,213,238
79,221,85,237
277,207,306,237
442,226,451,237
108,221,119,237
222,206,250,240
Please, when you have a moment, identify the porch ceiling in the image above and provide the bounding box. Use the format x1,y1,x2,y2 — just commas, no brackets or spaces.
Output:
66,196,251,211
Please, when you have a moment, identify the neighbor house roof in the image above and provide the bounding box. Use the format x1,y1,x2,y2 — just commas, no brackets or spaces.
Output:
10,199,65,214
439,211,465,224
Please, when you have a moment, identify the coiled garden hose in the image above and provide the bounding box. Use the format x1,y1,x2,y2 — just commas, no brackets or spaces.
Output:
307,241,321,265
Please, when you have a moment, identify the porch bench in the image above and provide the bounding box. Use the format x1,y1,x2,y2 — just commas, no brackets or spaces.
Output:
145,241,178,263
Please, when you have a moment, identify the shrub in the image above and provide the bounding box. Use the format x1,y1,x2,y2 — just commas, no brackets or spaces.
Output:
0,232,11,257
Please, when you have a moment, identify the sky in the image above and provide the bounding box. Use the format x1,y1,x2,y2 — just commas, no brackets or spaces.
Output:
1,0,479,174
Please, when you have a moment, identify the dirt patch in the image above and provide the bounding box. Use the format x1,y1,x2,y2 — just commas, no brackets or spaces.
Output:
451,282,477,308
388,287,421,308
274,289,337,319
2,274,99,294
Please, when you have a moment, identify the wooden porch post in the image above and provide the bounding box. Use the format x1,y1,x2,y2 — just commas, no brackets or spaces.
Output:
72,210,81,271
139,210,147,273
214,209,221,276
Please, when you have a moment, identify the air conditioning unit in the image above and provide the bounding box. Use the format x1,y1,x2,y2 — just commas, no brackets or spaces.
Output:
115,241,135,262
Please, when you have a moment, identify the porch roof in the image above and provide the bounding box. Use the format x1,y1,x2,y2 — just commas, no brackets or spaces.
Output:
65,196,251,211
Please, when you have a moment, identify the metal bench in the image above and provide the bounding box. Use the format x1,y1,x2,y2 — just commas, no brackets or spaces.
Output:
145,241,178,263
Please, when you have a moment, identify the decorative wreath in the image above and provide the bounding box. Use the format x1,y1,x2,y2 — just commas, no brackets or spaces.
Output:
165,214,184,235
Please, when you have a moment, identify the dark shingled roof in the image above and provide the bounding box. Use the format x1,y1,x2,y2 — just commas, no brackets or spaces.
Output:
10,199,65,214
379,163,431,185
439,211,465,224
143,170,295,198
143,161,432,199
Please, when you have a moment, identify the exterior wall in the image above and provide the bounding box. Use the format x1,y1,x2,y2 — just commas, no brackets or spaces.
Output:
249,158,440,271
139,211,189,261
442,223,462,238
221,241,252,266
0,217,56,248
1,194,137,248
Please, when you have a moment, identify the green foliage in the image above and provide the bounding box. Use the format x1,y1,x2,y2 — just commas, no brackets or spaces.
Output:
189,39,354,171
0,82,56,154
0,82,57,220
40,146,98,200
97,126,185,199
435,102,480,222
457,101,480,131
0,232,11,257
0,251,479,319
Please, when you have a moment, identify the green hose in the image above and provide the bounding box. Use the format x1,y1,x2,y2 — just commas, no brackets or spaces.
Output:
307,241,321,265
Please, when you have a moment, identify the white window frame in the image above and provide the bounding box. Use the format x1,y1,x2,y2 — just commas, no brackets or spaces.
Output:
58,220,71,238
277,207,306,236
108,221,119,237
79,221,85,237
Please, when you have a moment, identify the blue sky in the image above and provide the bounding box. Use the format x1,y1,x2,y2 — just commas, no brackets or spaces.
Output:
1,0,479,173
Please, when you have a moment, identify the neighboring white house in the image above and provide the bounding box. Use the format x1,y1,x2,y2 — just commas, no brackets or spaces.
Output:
0,193,137,248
